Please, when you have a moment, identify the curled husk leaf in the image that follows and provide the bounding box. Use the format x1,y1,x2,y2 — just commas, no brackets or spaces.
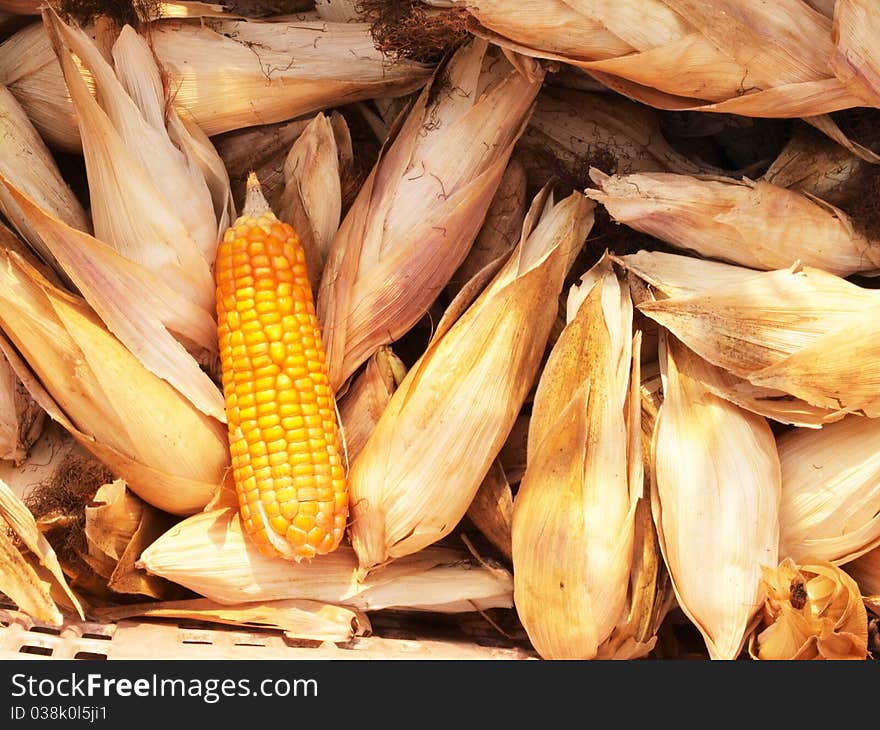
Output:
750,558,868,660
844,548,880,598
587,169,880,277
619,250,880,418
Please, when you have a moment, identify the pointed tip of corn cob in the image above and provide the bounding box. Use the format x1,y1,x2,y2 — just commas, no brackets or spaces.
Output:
243,171,271,219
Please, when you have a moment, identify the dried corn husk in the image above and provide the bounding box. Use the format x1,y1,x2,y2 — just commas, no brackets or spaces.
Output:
777,415,880,566
750,558,868,660
278,111,350,292
0,346,43,465
45,11,226,314
444,0,870,119
496,413,529,485
0,248,229,515
0,16,431,151
512,255,643,659
347,188,594,575
653,332,781,660
516,86,711,189
830,0,880,109
844,548,880,598
314,0,363,22
587,169,880,276
138,507,514,613
215,116,314,212
317,38,545,392
0,476,84,623
93,597,370,644
0,84,89,282
337,346,407,464
466,460,513,563
619,250,880,418
763,124,869,209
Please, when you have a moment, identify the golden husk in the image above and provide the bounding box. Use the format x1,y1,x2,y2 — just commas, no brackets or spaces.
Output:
652,332,781,660
750,558,868,660
777,415,880,566
512,254,643,659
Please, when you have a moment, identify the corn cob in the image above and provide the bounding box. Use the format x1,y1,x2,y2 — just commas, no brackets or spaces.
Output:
215,172,348,562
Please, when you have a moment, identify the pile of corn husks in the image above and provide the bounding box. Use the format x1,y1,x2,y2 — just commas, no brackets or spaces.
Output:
0,0,879,660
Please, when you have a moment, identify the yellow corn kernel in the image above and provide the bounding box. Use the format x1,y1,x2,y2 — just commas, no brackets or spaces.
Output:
215,172,349,562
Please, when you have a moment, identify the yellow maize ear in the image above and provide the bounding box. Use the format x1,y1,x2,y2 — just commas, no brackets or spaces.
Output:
215,172,348,562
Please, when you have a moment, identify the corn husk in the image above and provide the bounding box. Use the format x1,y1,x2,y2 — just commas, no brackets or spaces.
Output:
0,16,431,152
496,413,529,485
337,346,407,465
844,548,880,598
0,346,43,465
512,254,643,659
0,248,229,515
777,415,880,566
93,597,370,644
45,11,226,313
0,84,89,283
314,0,363,22
762,124,869,209
618,249,880,419
278,111,350,292
749,558,868,660
516,86,711,190
215,116,314,212
830,0,880,109
446,156,527,300
81,480,181,599
653,332,781,660
0,476,84,623
138,507,514,613
347,187,594,575
445,0,870,119
466,460,513,563
316,38,545,392
587,169,880,277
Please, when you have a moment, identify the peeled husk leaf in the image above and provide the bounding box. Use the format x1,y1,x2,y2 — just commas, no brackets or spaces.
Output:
446,0,870,119
316,37,545,392
138,507,514,613
619,249,880,418
652,332,781,660
777,415,880,566
0,248,229,515
0,335,44,465
0,476,84,622
337,346,407,465
278,111,348,293
750,558,868,660
82,480,181,600
45,11,222,320
587,168,880,276
0,84,89,284
516,86,713,190
347,188,594,575
92,597,370,644
512,255,642,659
